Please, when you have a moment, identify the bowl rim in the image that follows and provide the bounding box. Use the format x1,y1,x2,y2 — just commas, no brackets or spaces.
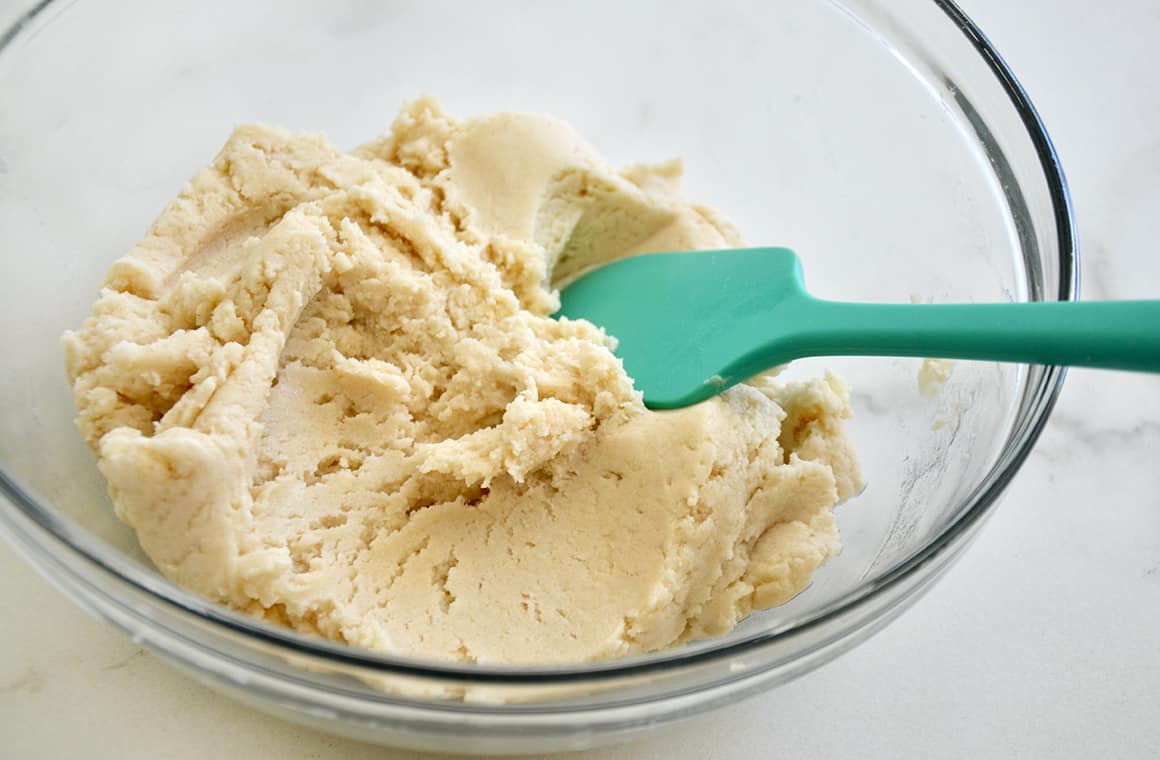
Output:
0,0,1078,685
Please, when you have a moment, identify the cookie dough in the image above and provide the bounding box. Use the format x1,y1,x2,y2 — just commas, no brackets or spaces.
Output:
64,99,861,665
919,358,955,397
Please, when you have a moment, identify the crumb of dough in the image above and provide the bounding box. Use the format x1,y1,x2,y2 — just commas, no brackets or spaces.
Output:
918,358,955,398
64,99,862,665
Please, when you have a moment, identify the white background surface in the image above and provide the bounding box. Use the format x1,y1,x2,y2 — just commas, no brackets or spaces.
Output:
2,1,1159,757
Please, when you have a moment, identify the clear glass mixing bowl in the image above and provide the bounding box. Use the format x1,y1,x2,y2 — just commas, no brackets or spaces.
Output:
0,0,1075,754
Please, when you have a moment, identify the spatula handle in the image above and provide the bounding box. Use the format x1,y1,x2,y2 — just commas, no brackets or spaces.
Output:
795,298,1160,372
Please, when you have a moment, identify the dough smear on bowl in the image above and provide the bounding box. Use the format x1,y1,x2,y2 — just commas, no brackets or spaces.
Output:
64,99,862,665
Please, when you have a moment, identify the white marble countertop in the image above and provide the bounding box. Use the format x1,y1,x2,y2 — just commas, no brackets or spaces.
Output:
3,1,1159,757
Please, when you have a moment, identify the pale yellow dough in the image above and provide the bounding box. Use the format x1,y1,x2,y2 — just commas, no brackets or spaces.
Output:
64,100,861,665
919,358,955,398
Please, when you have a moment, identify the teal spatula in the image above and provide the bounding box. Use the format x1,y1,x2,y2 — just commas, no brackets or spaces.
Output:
556,247,1160,409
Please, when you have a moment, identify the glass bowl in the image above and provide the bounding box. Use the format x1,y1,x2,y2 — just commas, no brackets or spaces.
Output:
0,0,1075,754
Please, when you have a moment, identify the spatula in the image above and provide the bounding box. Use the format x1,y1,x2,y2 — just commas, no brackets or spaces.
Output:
555,247,1160,409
